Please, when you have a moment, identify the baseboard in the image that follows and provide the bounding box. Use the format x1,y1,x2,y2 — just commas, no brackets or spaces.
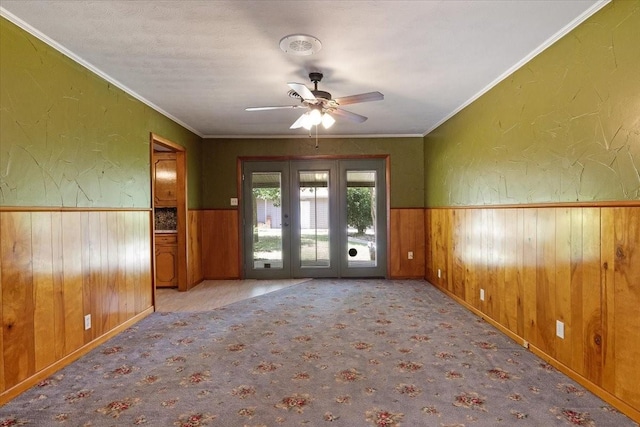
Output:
427,281,640,423
0,307,154,406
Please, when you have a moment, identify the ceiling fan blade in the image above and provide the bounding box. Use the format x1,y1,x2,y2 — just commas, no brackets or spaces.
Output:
245,105,304,111
290,113,307,129
334,91,384,106
287,82,317,102
331,108,368,123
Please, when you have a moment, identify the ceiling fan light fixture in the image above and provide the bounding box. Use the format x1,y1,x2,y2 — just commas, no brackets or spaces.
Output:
279,34,322,56
301,113,313,130
309,108,322,126
322,112,335,129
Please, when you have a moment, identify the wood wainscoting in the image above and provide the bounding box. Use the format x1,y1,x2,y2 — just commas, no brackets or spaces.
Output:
424,205,640,421
0,209,154,404
390,208,425,278
200,209,240,279
187,210,204,286
196,208,426,280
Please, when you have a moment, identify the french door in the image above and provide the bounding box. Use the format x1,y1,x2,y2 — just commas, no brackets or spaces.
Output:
242,158,387,279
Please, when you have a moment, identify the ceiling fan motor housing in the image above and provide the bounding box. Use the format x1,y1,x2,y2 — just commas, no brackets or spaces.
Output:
312,90,332,100
309,72,323,83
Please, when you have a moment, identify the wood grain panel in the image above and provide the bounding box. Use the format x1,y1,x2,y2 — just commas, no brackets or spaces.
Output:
603,207,640,407
124,212,137,319
450,209,465,300
31,212,56,371
522,208,538,346
553,208,572,364
87,212,102,339
433,209,450,289
61,212,85,355
201,210,240,279
1,212,35,389
424,208,434,281
116,211,129,324
580,208,602,384
389,209,425,278
1,209,153,399
0,213,4,392
502,209,521,335
105,212,120,336
464,209,481,308
601,207,615,395
51,212,65,361
188,210,203,286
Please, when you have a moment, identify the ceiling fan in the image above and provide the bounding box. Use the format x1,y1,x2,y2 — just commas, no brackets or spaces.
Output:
245,72,384,130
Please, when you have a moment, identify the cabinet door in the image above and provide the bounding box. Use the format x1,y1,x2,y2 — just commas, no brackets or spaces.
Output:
154,153,177,207
156,243,178,287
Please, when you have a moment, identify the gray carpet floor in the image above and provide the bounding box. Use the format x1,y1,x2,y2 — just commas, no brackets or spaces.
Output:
1,279,636,426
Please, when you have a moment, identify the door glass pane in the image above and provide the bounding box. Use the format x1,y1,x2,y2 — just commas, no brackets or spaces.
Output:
299,171,330,268
252,172,283,269
346,170,377,268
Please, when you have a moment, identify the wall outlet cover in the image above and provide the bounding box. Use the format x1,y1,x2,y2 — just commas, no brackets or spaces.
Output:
556,320,565,339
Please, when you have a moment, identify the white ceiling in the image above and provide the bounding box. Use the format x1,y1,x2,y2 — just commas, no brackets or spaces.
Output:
1,0,607,138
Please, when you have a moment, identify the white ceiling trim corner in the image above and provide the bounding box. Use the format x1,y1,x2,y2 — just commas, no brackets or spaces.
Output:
421,0,611,137
0,6,204,138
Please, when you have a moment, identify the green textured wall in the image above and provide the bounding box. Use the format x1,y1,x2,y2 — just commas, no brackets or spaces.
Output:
201,137,424,209
0,17,202,208
424,0,640,207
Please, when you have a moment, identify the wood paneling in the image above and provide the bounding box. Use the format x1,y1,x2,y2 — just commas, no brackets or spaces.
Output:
1,212,34,389
602,208,640,410
201,210,240,279
0,214,4,392
0,209,153,402
424,206,640,421
188,210,203,286
389,209,425,278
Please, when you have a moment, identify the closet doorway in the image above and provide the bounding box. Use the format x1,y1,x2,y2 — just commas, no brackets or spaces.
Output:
151,134,188,292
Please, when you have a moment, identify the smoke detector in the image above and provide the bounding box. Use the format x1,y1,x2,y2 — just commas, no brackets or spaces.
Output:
279,34,322,56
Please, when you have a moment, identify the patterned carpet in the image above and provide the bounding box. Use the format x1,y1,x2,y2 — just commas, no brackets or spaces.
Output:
1,279,636,426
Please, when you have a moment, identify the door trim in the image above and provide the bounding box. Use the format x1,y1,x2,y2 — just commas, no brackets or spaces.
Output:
150,133,189,293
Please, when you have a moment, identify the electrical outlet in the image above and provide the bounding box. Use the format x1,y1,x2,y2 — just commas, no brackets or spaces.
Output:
84,314,91,330
230,197,238,206
437,268,441,278
480,288,485,301
556,320,565,339
408,251,413,260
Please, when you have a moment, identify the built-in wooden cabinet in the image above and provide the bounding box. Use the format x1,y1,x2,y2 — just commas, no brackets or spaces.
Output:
153,149,181,288
152,134,192,292
153,152,177,207
155,233,178,287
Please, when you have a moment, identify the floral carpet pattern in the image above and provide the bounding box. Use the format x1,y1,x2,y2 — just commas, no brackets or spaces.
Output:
1,279,636,426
